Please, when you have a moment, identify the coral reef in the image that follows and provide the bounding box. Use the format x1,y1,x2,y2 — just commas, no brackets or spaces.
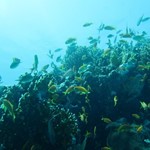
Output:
0,23,150,150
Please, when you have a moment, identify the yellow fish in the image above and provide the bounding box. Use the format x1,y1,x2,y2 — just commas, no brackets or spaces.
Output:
132,114,140,119
113,96,118,107
48,85,57,93
137,125,143,133
140,101,148,110
101,117,112,124
93,126,97,138
78,64,88,74
2,99,15,121
101,146,111,150
117,124,132,132
63,86,75,95
74,86,90,95
79,112,88,124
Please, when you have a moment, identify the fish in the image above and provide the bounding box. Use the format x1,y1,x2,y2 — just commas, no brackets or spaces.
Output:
47,50,54,59
56,56,62,63
120,33,132,38
87,36,94,40
142,17,150,22
79,107,88,123
140,101,148,110
41,64,49,73
137,15,144,26
144,139,150,144
113,96,118,107
48,85,57,93
89,38,98,45
107,34,114,38
65,38,76,44
78,64,89,74
93,126,96,138
83,22,93,27
101,146,111,150
132,114,140,119
137,15,150,26
2,99,15,121
101,117,112,124
54,48,62,52
63,86,75,95
98,23,105,32
33,54,38,71
74,86,90,95
104,25,115,30
137,125,143,133
10,57,21,69
116,30,122,34
48,79,53,87
117,124,132,132
119,27,132,38
79,112,88,123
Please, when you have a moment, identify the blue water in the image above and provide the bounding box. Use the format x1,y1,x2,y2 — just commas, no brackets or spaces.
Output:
0,0,150,85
